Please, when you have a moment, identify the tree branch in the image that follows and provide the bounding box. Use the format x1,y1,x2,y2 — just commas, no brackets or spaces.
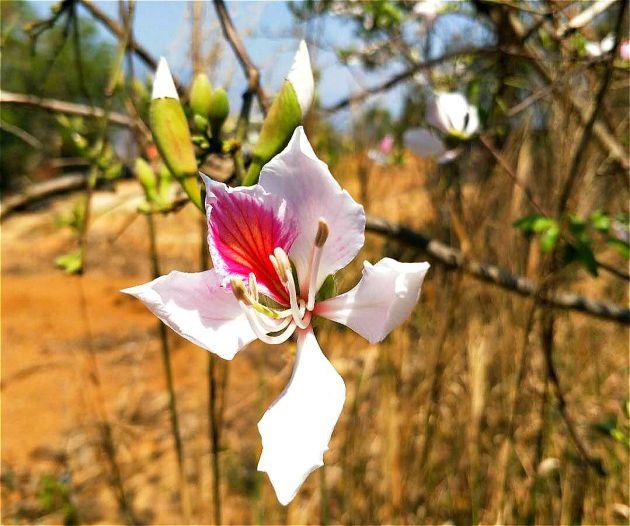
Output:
507,11,628,169
556,0,619,38
212,0,269,114
1,90,135,127
365,215,630,324
323,47,497,113
78,0,186,94
3,181,627,323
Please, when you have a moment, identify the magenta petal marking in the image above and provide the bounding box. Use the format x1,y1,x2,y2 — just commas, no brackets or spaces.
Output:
206,181,297,304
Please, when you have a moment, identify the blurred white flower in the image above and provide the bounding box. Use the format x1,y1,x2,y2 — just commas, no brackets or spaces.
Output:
620,39,630,60
404,92,479,163
413,0,441,21
427,91,479,139
585,33,615,57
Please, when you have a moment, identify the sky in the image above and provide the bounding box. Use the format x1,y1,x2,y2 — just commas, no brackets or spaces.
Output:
31,1,492,130
33,0,407,128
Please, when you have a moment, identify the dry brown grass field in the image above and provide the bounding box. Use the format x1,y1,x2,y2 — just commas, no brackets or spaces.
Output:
2,150,628,525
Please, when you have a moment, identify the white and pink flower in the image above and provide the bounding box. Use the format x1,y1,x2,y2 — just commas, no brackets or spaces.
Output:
404,91,479,163
123,127,430,505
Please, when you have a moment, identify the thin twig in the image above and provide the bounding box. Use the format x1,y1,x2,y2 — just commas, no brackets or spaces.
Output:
0,90,137,128
556,0,619,38
323,47,497,113
212,0,269,114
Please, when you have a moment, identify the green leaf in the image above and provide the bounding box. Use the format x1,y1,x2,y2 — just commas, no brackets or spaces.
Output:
513,214,556,233
607,238,630,259
539,224,560,252
55,250,83,274
589,210,611,233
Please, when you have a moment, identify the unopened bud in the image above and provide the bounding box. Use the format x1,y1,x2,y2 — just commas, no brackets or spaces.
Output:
149,57,202,211
207,88,230,137
242,40,313,186
134,158,157,200
190,73,213,117
315,218,329,247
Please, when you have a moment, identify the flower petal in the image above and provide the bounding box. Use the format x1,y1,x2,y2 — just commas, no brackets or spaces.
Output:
427,92,479,138
315,258,430,343
403,127,446,158
203,175,297,304
259,127,366,293
121,269,256,360
257,328,346,505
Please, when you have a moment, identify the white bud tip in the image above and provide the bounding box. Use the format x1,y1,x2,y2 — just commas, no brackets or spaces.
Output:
287,39,314,117
152,57,179,100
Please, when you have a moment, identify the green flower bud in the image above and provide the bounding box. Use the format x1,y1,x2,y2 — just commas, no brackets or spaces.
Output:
207,87,230,137
150,57,202,211
135,158,158,202
190,73,213,117
193,114,209,133
243,40,313,186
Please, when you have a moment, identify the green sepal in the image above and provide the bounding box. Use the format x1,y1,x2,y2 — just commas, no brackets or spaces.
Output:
316,274,337,302
190,73,213,117
149,98,202,210
243,81,302,186
207,88,230,138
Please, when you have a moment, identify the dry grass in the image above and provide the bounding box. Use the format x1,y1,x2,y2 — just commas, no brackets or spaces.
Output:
1,141,628,525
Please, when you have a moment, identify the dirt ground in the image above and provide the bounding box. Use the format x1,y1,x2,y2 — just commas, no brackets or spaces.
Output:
1,160,436,524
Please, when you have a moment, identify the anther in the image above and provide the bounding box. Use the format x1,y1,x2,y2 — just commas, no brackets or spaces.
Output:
315,218,329,247
248,272,259,301
269,254,287,283
230,277,252,306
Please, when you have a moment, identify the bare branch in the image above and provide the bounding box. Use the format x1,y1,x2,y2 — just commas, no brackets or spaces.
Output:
507,12,629,169
556,0,619,38
3,180,627,323
365,215,630,324
1,90,134,127
0,173,86,220
212,0,269,114
78,0,186,94
323,47,497,113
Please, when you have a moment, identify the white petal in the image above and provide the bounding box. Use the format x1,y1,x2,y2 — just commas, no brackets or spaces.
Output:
584,41,603,57
122,269,256,359
316,258,430,343
152,57,179,100
257,328,346,505
600,33,615,53
437,146,463,164
287,40,314,117
463,104,480,137
403,127,446,158
259,127,366,293
428,92,471,135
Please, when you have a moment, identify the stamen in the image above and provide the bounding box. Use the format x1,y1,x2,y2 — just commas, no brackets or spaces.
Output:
239,303,297,344
269,254,287,283
230,277,252,306
274,247,310,329
248,272,259,301
306,218,328,311
255,310,292,333
315,218,329,247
